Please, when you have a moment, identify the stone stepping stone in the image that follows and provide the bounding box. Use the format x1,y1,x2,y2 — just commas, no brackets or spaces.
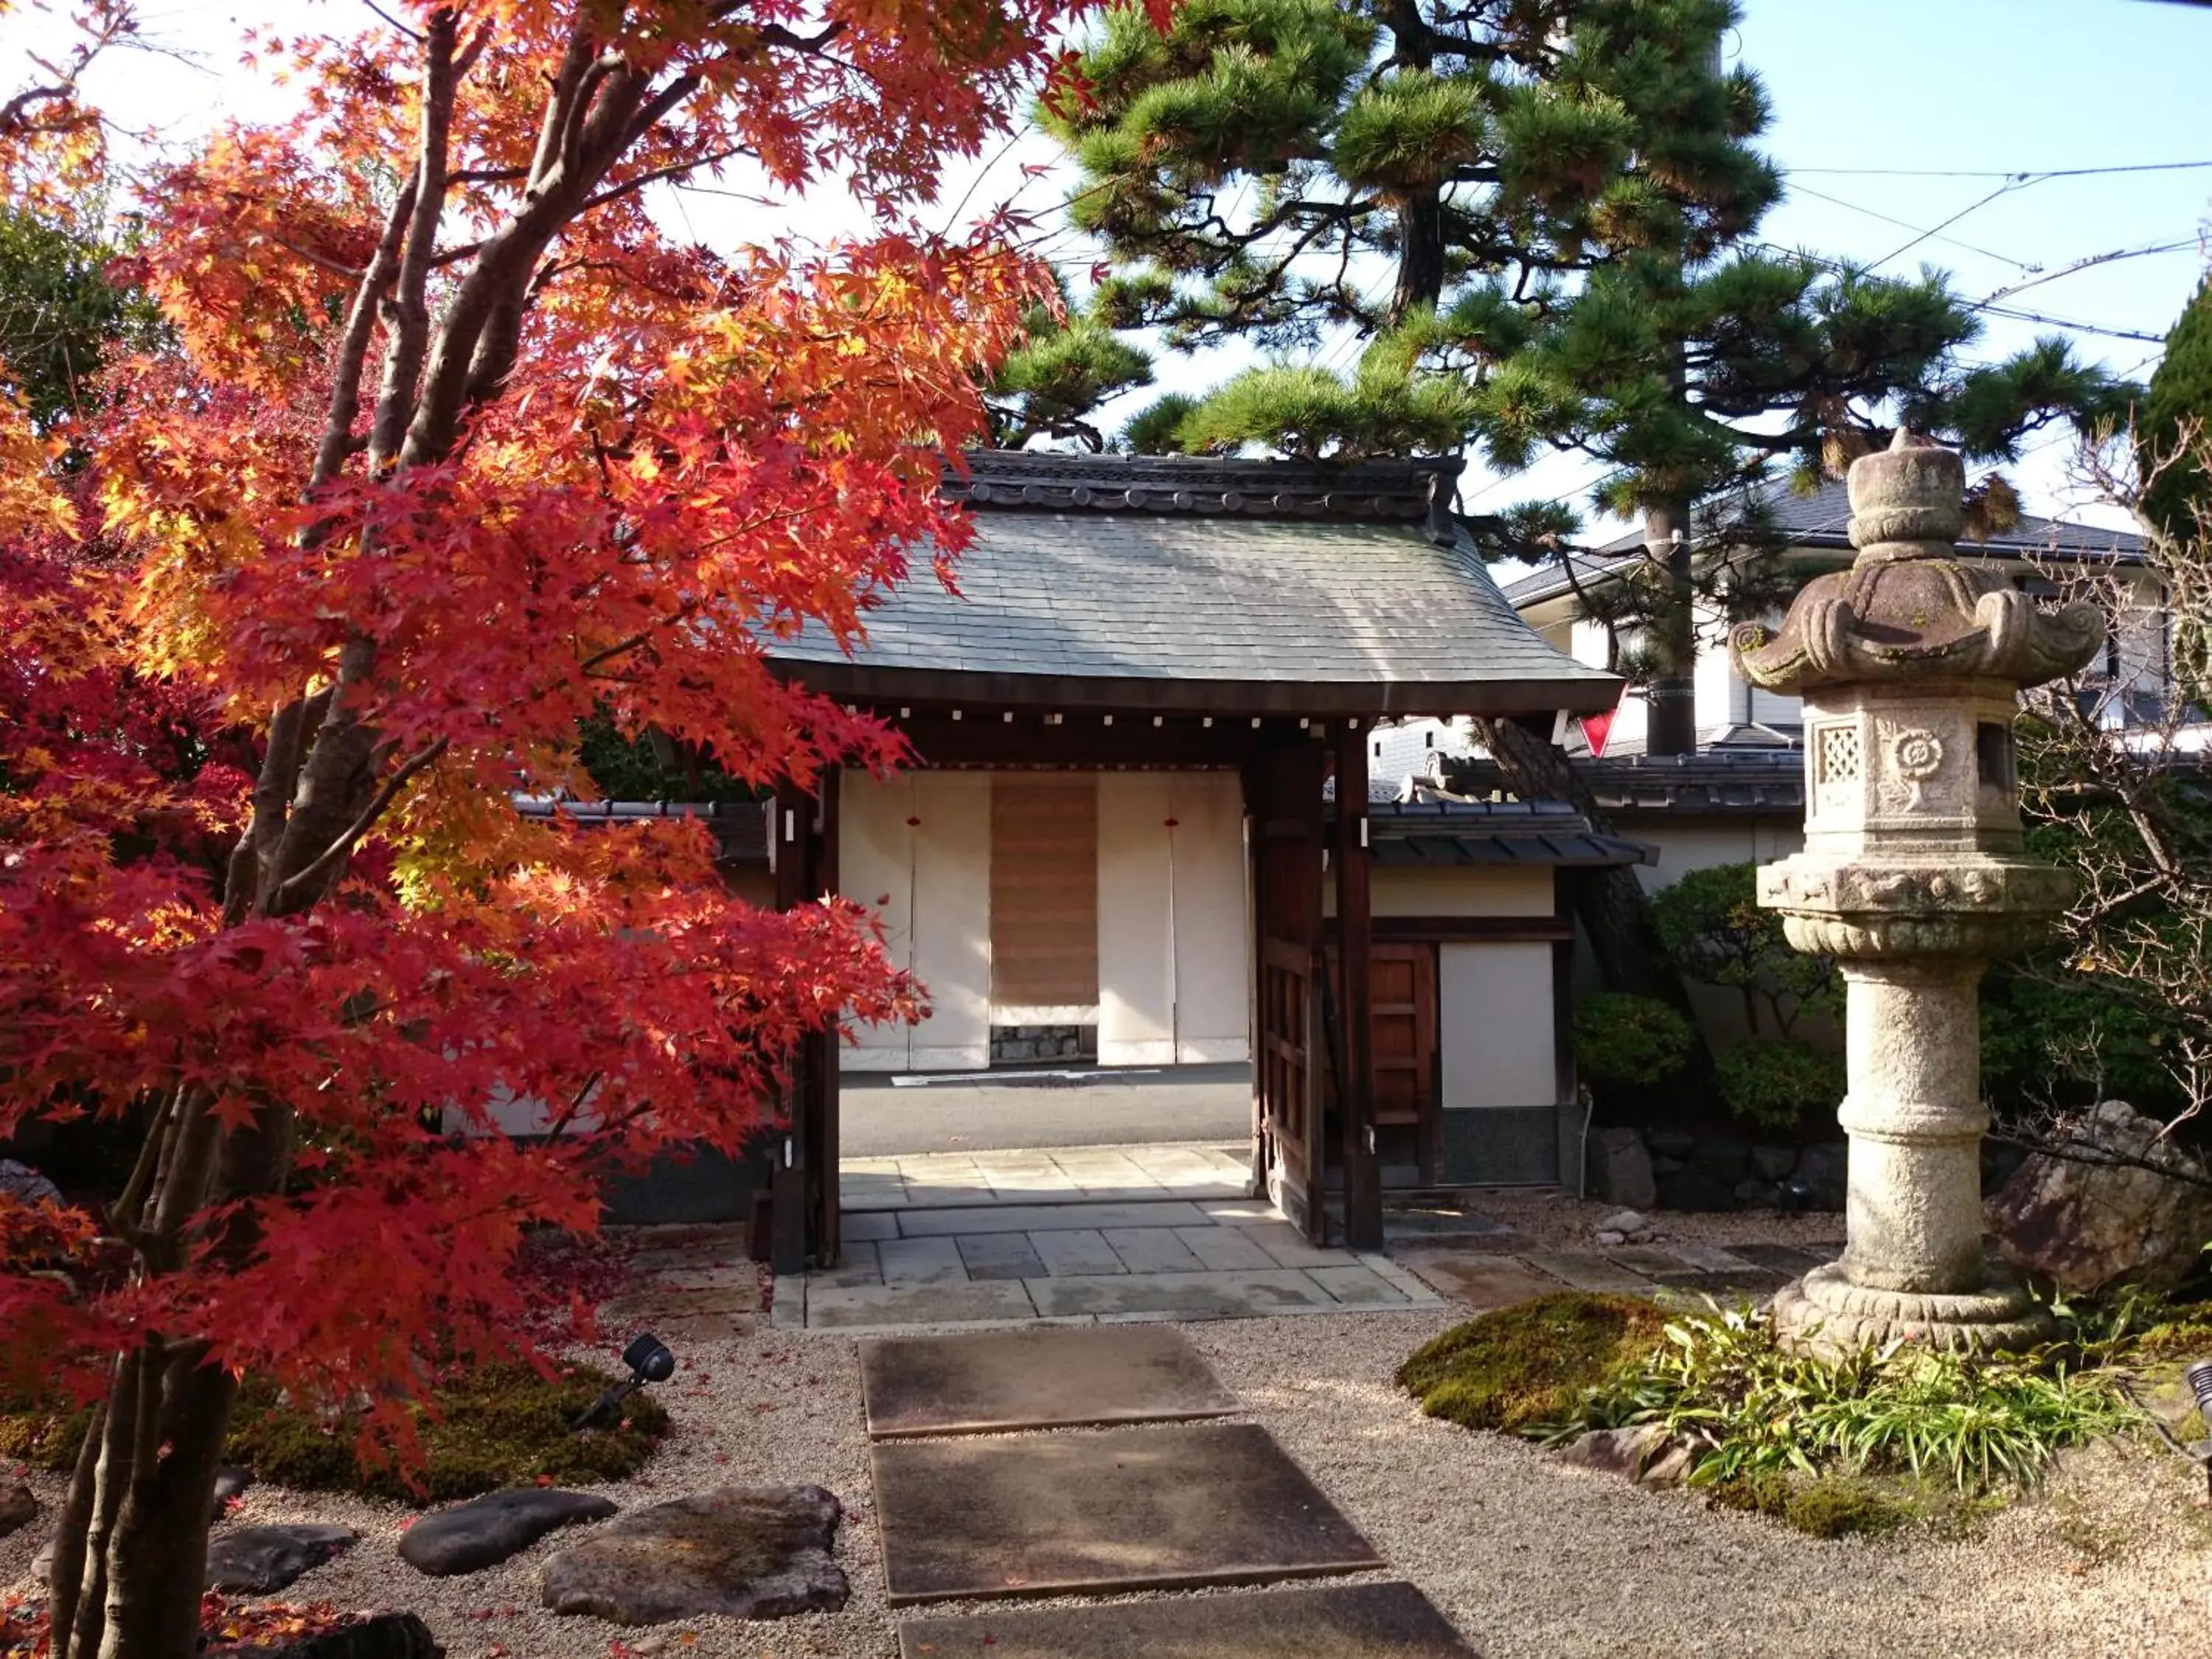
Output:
895,1581,1478,1657
206,1523,358,1593
400,1487,618,1576
540,1484,847,1624
861,1325,1236,1440
871,1422,1382,1605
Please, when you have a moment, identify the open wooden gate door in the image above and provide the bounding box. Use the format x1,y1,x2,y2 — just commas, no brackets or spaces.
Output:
1246,738,1328,1243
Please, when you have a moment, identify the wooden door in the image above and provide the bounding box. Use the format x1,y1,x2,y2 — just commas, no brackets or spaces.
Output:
1246,740,1328,1242
1369,945,1436,1130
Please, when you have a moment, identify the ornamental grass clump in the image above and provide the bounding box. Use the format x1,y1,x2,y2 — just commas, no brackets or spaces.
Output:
1552,1304,2143,1495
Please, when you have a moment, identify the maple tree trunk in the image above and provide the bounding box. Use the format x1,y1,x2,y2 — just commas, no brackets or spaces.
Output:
50,1338,239,1659
1471,714,1688,1006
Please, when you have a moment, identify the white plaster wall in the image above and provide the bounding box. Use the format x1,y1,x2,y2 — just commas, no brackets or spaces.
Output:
1365,865,1554,919
1167,772,1251,1063
1630,816,1806,894
1096,771,1251,1067
1439,942,1559,1108
1097,773,1175,1066
840,771,992,1071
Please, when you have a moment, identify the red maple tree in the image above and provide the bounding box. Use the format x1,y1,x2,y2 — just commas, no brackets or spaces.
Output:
0,2,1093,1651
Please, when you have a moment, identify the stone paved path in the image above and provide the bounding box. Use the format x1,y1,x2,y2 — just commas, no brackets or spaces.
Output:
841,1142,1251,1210
783,1194,1437,1332
1393,1234,1843,1310
867,1325,1474,1652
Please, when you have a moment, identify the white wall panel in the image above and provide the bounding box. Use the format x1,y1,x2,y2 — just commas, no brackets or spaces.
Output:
1168,772,1251,1063
838,771,991,1071
1368,865,1554,918
1097,773,1176,1065
1439,941,1559,1110
908,773,992,1069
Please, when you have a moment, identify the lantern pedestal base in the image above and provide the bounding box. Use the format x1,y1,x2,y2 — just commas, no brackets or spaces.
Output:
1770,1262,2051,1357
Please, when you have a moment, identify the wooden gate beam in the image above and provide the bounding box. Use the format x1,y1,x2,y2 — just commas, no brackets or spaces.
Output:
1333,720,1383,1251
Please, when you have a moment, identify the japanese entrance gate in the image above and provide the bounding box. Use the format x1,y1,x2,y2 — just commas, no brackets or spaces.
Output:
759,450,1621,1272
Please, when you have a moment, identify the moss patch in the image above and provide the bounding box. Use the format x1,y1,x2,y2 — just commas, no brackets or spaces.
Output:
1707,1471,1915,1539
0,1363,667,1504
1397,1293,1671,1434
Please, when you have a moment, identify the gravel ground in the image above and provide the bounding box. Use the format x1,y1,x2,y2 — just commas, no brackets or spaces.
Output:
1456,1187,1848,1251
6,1310,2209,1658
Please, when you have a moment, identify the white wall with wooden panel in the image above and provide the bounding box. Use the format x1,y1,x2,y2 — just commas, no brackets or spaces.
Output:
1096,771,1250,1066
840,771,992,1071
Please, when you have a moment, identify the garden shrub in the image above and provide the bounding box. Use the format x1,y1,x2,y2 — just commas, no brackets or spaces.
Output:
1556,1304,2141,1493
1714,1037,1845,1130
1571,994,1695,1089
0,1361,667,1503
1397,1293,1672,1433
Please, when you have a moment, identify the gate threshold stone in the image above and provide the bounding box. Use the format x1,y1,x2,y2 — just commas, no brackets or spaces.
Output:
872,1422,1382,1605
862,1325,1236,1439
895,1582,1479,1657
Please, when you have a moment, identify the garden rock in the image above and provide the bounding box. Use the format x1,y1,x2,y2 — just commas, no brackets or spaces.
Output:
1587,1129,1656,1209
1988,1100,2212,1295
1656,1168,1737,1212
206,1523,359,1593
400,1488,619,1576
1735,1179,1783,1210
540,1484,846,1624
0,1483,34,1540
1557,1425,1669,1479
256,1613,445,1659
1792,1143,1848,1210
1691,1134,1753,1186
1598,1209,1651,1241
0,1158,62,1208
1751,1145,1798,1182
212,1464,254,1519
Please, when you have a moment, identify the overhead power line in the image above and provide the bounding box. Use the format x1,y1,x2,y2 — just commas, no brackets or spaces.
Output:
1784,159,2212,181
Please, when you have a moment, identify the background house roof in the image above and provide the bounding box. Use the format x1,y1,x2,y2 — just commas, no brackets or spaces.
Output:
1500,476,2146,610
768,453,1620,717
1361,799,1655,868
1449,749,1806,814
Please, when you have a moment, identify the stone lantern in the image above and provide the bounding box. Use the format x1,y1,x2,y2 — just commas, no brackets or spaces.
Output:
1731,433,2104,1353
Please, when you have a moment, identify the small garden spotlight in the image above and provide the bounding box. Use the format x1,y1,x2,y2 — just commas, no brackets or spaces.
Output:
570,1331,677,1433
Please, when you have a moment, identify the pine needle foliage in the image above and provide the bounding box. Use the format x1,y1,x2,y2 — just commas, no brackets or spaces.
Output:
2142,275,2212,538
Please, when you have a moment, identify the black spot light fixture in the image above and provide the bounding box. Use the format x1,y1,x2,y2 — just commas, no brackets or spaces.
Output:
571,1331,677,1433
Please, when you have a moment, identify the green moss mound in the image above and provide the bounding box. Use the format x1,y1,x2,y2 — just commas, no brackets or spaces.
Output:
0,1363,668,1504
1708,1471,1915,1539
1397,1293,1671,1433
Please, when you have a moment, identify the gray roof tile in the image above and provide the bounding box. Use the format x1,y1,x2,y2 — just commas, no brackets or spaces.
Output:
771,510,1615,713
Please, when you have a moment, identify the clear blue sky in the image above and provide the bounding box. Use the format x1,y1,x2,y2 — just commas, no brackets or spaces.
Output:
9,0,2208,526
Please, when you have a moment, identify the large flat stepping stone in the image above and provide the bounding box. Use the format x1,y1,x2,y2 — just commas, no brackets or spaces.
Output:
400,1487,617,1576
540,1484,847,1624
860,1325,1236,1439
871,1422,1382,1605
206,1523,358,1592
896,1582,1479,1657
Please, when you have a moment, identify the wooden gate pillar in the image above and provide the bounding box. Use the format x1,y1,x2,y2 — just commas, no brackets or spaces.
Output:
1333,719,1383,1250
768,778,819,1276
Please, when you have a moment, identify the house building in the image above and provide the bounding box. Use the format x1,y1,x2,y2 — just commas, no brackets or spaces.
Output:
749,448,1624,1265
1502,476,2156,765
1484,478,2153,897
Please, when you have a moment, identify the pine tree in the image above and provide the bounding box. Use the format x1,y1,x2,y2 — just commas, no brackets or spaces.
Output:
2142,274,2212,538
1045,0,2129,996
